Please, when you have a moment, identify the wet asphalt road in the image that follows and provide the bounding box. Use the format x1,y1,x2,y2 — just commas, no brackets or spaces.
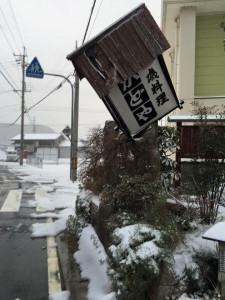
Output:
0,164,49,300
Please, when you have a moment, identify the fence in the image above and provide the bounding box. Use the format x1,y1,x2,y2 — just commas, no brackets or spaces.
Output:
26,156,43,168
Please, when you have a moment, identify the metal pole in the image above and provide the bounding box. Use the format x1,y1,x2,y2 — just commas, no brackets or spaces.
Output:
70,41,80,182
20,47,25,166
71,69,79,181
44,72,77,181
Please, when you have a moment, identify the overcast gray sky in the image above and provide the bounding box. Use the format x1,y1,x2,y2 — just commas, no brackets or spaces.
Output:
0,0,162,138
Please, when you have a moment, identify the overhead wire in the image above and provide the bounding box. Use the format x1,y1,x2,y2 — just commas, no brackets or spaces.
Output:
0,6,21,53
4,0,100,129
26,80,67,112
0,69,21,98
7,82,63,126
87,0,104,40
0,62,20,90
25,0,98,114
0,23,15,52
82,0,97,44
9,0,24,46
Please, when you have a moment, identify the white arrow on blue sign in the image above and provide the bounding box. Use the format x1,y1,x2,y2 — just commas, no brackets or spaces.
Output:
26,57,44,79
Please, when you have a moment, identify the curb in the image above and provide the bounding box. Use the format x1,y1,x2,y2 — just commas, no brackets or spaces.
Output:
56,232,88,300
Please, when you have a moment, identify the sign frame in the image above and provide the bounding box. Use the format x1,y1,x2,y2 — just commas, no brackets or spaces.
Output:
102,55,180,140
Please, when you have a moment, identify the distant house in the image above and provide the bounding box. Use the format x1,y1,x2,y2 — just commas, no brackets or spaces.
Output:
11,133,70,160
58,138,71,159
0,124,55,151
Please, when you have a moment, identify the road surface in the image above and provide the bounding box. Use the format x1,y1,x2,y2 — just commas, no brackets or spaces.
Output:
0,164,62,300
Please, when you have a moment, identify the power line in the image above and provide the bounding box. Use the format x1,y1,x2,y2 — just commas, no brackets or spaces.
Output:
0,62,20,90
26,81,66,112
0,23,15,52
0,6,21,53
87,0,104,40
82,0,97,44
9,113,22,126
9,0,24,46
0,69,21,98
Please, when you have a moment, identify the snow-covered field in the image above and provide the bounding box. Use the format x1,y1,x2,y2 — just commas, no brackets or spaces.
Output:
1,159,225,300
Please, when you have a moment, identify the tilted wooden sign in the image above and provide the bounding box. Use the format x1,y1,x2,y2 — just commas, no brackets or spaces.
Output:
67,4,180,139
105,55,179,138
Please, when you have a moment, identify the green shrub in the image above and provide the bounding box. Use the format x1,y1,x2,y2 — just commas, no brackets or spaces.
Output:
79,125,180,194
158,126,180,189
66,187,92,236
185,249,218,295
101,174,162,217
107,224,164,299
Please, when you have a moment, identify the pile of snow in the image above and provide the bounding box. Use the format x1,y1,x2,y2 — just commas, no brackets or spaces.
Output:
75,225,115,300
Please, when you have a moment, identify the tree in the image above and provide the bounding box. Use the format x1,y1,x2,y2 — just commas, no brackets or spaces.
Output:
190,102,225,224
79,121,161,194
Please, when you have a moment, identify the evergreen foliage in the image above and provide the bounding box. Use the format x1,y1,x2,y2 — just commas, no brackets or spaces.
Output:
79,125,180,194
185,249,219,295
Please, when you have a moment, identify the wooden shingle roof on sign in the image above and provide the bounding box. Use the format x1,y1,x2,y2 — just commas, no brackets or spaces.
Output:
67,4,170,99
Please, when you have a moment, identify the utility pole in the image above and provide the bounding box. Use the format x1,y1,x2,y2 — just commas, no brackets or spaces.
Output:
70,41,79,182
14,47,27,166
20,47,26,165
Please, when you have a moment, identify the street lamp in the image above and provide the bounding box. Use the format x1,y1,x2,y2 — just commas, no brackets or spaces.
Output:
44,72,79,182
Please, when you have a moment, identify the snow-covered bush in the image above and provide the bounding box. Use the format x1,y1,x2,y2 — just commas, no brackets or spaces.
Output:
66,187,92,236
107,224,166,299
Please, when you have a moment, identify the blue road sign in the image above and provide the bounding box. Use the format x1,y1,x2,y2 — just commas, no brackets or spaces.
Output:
26,57,44,79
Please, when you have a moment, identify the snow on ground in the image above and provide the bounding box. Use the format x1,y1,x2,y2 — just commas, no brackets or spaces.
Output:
1,160,113,300
2,160,225,300
74,225,115,300
0,149,6,160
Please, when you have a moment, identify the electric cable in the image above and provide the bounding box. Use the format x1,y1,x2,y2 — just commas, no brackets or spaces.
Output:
4,1,99,133
9,0,24,46
0,69,21,98
0,6,21,53
7,80,66,126
26,81,65,112
82,0,97,44
87,0,104,40
0,62,20,90
0,23,15,52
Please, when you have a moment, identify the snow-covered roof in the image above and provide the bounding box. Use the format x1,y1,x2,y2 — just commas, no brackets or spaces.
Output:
202,222,225,242
12,133,62,141
168,115,225,123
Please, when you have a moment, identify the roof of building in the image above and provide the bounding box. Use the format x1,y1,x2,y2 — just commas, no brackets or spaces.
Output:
12,133,62,141
67,3,170,98
168,115,225,123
